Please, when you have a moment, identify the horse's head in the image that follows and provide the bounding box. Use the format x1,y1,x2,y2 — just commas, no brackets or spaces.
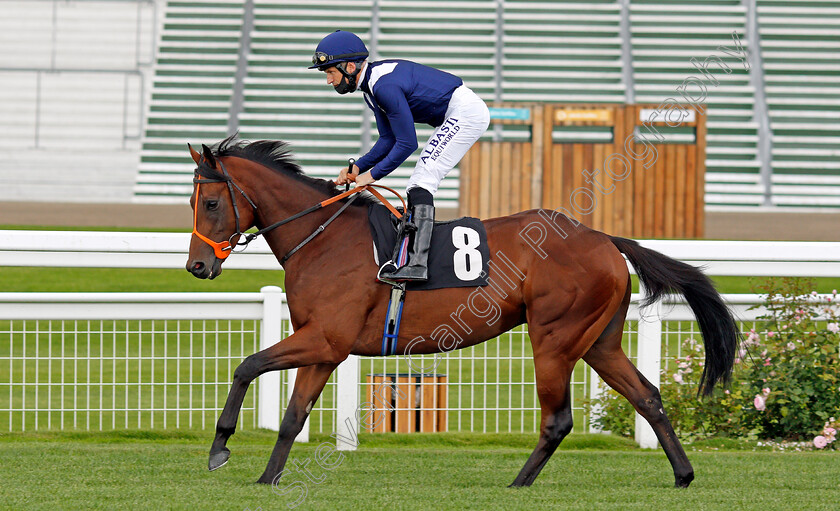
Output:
186,143,256,279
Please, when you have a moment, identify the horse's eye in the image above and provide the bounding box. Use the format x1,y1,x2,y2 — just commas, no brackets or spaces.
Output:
206,200,219,211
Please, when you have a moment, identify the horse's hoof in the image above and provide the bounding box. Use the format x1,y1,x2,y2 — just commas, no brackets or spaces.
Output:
675,472,694,488
208,448,230,471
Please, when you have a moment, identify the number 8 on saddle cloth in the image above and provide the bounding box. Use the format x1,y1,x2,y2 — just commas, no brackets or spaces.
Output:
367,203,490,291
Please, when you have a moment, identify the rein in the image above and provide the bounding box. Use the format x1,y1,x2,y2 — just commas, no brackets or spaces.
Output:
192,159,405,264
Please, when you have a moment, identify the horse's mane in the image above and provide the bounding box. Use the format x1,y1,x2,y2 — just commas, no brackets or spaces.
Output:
211,135,376,206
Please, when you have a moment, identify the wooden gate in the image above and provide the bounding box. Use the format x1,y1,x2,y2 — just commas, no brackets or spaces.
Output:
458,103,706,238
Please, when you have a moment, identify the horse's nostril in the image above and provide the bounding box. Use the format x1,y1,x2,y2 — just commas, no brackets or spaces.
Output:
192,262,205,273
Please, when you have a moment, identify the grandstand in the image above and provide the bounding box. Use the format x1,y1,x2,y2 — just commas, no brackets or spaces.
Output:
758,0,840,207
134,0,244,200
0,0,155,202
3,0,840,215
630,0,763,207
238,1,373,192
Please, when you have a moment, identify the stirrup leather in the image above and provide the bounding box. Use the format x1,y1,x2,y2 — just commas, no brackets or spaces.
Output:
378,204,434,283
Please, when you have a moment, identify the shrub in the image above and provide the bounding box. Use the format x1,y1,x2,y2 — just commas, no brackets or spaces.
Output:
589,278,840,443
739,278,840,440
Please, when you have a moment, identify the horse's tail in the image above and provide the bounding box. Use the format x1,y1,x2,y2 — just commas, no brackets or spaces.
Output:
609,236,740,396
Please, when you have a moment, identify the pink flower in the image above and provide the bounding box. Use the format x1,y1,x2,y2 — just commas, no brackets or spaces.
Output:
767,331,776,338
762,387,771,396
814,435,828,449
754,395,766,411
827,323,839,334
787,342,796,350
764,358,772,366
673,373,683,384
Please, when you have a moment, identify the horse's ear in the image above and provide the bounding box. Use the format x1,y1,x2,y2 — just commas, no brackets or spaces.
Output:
188,143,201,165
201,144,216,168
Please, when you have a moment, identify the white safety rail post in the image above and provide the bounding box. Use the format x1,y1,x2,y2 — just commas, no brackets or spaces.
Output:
588,366,605,433
258,286,310,442
635,288,662,449
258,286,283,432
335,355,360,451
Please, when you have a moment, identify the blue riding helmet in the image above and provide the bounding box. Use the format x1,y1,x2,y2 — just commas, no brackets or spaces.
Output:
308,30,369,70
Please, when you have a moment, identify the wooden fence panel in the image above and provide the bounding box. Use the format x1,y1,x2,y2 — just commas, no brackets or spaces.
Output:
458,103,706,238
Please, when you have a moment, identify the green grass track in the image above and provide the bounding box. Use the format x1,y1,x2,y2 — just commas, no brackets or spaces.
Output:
0,431,838,510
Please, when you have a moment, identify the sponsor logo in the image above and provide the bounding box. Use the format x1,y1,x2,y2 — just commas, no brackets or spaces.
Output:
420,118,459,164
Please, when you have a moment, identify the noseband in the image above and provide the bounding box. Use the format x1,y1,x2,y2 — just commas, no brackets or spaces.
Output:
192,159,257,259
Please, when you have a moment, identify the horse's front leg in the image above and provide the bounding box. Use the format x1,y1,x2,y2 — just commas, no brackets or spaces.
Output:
255,362,338,484
208,324,343,471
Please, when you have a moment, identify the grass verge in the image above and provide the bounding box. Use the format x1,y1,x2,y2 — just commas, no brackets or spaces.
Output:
0,431,838,511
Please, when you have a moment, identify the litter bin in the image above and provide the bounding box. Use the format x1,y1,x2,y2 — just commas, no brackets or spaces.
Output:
364,373,447,433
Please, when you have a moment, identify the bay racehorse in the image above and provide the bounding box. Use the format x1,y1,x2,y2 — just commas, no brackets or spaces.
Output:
186,136,739,488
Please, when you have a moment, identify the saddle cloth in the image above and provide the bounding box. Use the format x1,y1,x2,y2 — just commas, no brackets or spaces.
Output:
367,203,489,291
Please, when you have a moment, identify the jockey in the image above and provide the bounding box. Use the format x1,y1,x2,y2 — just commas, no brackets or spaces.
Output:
310,30,490,282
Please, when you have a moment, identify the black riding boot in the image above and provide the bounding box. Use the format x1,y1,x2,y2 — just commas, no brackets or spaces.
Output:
379,204,434,282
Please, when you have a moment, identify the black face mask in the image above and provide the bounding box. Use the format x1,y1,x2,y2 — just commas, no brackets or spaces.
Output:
333,62,361,95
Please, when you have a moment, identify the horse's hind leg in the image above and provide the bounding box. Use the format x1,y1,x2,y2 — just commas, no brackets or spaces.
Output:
509,353,575,487
511,267,626,487
256,362,337,484
583,286,694,488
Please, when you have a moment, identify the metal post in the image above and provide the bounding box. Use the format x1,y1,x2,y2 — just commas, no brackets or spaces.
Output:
34,71,42,149
744,0,773,206
588,366,605,433
361,0,380,153
122,73,129,150
135,0,142,68
335,355,360,451
50,0,58,71
635,286,661,448
493,0,504,142
258,286,283,431
227,0,254,136
619,0,634,104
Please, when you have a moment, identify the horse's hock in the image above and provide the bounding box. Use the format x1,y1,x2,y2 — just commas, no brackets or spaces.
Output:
365,373,447,433
459,103,706,239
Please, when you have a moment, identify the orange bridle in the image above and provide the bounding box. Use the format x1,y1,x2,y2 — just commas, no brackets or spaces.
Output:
192,159,256,259
192,157,405,264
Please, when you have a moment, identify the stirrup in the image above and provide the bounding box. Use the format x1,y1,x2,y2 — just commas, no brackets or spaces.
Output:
377,260,401,284
381,265,428,282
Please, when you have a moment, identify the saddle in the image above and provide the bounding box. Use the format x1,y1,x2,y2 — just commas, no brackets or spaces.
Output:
367,203,490,291
367,203,490,355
